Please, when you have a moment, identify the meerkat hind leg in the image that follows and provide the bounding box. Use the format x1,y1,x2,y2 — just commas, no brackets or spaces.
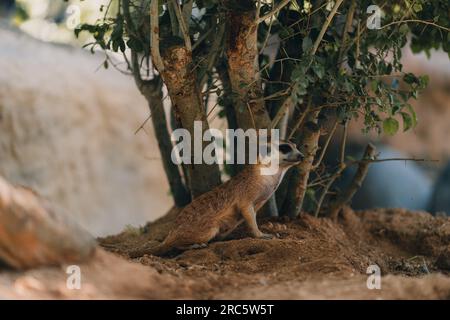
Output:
181,243,208,250
178,226,219,250
217,219,244,240
240,206,273,239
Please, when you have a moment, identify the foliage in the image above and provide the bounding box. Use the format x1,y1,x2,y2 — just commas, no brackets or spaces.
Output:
74,0,449,215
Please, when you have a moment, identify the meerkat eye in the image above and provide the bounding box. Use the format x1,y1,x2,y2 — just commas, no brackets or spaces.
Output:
279,144,292,154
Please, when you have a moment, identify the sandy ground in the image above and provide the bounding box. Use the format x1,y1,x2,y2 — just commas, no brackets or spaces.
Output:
1,207,449,299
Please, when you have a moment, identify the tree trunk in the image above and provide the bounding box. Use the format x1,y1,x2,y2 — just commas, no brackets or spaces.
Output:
225,0,271,130
140,78,191,207
123,0,191,205
283,110,321,217
160,45,222,198
217,62,239,177
328,143,376,220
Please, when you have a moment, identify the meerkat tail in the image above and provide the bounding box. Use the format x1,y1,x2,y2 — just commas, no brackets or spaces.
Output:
128,242,172,258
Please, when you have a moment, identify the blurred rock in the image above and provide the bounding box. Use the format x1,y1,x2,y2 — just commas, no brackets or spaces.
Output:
0,175,96,269
330,144,433,211
0,0,15,18
0,26,171,236
429,161,450,216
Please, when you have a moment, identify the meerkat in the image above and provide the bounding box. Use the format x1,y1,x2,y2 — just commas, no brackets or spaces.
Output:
130,140,304,257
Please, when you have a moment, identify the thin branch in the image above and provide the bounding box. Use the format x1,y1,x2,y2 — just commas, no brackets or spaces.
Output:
329,143,377,220
150,0,165,72
199,22,225,88
287,97,312,140
256,85,291,103
123,0,149,89
182,0,193,32
256,0,293,24
192,27,214,51
256,0,262,23
381,19,450,32
246,102,257,130
171,0,192,51
339,121,348,165
259,14,275,55
314,164,345,217
134,112,153,135
312,120,339,169
311,0,344,56
167,1,180,36
337,0,356,68
354,157,439,165
270,94,293,129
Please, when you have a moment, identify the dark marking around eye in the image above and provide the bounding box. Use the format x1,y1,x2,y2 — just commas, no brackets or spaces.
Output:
279,144,292,154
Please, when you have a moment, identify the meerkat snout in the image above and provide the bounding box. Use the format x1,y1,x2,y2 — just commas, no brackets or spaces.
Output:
277,141,304,166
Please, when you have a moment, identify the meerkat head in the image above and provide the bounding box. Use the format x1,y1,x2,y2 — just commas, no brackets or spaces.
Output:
260,140,304,172
276,140,304,168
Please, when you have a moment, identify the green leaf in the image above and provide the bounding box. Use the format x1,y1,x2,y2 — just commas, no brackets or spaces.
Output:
311,63,325,79
403,73,418,85
400,112,413,131
375,97,383,106
399,24,409,35
126,37,144,52
383,117,399,135
302,37,313,53
370,80,378,92
291,66,304,82
406,104,418,127
412,3,423,12
419,75,429,89
112,40,119,52
118,39,126,52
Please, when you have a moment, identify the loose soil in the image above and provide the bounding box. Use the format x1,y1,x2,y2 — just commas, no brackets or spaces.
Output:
1,207,449,299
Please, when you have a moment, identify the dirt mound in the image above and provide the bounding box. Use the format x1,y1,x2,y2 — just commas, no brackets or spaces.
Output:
0,249,192,299
1,207,449,299
96,207,450,299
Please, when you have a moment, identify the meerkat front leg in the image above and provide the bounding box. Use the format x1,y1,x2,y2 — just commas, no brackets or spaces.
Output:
240,206,273,239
